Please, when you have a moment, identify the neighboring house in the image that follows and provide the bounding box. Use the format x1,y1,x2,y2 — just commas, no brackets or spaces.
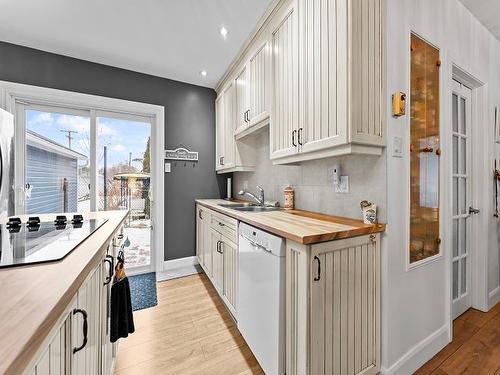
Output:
26,130,87,214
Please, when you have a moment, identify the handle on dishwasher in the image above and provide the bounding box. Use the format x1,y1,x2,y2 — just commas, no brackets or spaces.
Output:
240,234,271,253
313,256,321,281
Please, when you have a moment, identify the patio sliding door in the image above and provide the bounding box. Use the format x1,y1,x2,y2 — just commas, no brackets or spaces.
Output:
15,102,155,273
96,111,153,272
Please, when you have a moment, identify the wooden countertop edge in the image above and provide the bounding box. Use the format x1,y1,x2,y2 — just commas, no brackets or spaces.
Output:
2,211,128,375
196,200,385,244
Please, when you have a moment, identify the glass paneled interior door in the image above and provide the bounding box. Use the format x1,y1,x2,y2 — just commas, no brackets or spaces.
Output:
451,79,474,319
96,113,153,272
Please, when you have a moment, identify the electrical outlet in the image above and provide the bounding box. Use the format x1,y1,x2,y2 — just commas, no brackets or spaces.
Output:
164,163,171,173
335,176,349,193
392,136,403,158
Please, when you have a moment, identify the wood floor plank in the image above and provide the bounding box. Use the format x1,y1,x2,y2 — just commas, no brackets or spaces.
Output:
415,303,500,375
114,273,262,375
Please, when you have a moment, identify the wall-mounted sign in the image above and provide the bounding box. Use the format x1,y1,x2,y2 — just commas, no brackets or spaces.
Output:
164,147,199,161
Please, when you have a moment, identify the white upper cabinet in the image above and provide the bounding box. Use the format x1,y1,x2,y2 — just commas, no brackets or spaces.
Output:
235,66,249,135
234,40,270,139
215,0,385,168
248,41,269,127
215,82,256,174
270,0,300,160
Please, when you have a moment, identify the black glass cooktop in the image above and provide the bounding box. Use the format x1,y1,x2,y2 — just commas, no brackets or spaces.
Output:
0,215,107,268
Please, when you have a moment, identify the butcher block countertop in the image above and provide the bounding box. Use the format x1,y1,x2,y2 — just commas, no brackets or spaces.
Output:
196,199,385,244
0,210,128,375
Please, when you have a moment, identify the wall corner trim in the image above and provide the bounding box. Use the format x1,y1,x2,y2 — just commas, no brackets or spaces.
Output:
489,286,500,310
380,325,449,375
163,256,199,271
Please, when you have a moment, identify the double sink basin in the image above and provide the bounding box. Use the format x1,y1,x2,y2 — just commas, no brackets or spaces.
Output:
218,202,281,212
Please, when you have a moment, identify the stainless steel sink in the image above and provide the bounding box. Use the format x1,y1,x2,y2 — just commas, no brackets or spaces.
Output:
231,206,282,212
218,202,257,208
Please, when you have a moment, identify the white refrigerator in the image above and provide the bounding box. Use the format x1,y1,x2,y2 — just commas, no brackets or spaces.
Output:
0,108,15,219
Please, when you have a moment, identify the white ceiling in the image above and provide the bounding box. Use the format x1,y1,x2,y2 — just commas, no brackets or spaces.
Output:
459,0,500,41
0,0,273,88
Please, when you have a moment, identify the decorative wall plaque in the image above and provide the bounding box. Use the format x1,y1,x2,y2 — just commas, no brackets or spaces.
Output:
164,146,198,161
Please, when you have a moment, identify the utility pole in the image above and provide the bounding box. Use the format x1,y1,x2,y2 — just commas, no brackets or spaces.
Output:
129,152,132,167
60,129,78,149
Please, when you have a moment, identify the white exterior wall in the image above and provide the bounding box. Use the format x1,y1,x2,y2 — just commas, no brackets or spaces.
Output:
383,0,500,374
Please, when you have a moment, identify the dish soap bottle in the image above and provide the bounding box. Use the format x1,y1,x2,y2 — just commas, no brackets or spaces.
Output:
284,186,294,210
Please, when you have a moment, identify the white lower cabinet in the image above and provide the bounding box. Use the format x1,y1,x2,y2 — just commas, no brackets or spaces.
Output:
196,204,212,276
196,205,239,319
286,234,381,375
27,229,124,375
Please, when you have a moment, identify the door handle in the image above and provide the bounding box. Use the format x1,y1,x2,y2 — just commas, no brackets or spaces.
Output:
72,308,88,354
468,206,480,215
292,130,297,147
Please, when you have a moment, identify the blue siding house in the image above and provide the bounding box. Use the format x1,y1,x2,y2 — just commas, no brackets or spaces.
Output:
26,131,87,214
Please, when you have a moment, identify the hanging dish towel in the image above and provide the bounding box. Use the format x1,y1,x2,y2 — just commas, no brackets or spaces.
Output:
110,251,135,342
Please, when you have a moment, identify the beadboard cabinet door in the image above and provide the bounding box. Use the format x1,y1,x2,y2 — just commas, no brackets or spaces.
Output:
235,66,249,135
222,83,236,169
221,237,238,317
248,41,269,127
211,228,224,293
72,265,102,375
270,0,300,161
29,312,71,375
215,94,225,171
196,204,212,276
286,234,381,375
297,0,348,154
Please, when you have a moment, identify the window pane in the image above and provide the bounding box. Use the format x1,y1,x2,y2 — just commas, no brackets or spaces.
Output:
452,136,458,174
460,97,466,134
460,218,466,255
25,109,90,214
452,94,458,132
97,116,152,269
452,220,458,257
460,138,466,175
453,261,459,299
460,178,467,215
461,258,467,295
453,177,458,216
409,33,440,263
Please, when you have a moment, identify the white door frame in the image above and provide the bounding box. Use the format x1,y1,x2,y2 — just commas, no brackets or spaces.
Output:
0,80,165,274
444,65,488,331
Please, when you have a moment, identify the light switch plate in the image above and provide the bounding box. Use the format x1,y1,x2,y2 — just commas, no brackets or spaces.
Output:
335,176,349,193
393,136,403,158
164,163,171,173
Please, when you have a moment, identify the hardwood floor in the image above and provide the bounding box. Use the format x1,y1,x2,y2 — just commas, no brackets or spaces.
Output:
414,302,500,375
114,273,263,375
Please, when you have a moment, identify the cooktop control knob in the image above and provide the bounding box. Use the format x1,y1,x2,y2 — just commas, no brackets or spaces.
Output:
27,216,41,231
54,215,67,225
72,214,84,224
6,217,22,233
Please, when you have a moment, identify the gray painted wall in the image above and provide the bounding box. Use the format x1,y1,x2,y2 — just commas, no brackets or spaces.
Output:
0,41,226,261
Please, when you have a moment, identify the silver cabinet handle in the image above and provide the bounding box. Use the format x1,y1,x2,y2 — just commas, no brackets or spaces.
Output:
198,209,203,220
298,128,303,146
292,130,297,147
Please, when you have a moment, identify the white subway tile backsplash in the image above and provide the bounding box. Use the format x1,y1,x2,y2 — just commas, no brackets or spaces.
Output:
233,131,386,222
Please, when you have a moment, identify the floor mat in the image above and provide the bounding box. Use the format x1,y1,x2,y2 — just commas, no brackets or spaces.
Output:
128,272,158,311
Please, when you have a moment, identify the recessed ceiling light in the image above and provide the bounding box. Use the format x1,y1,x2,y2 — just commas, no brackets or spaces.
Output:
200,70,207,77
220,26,228,39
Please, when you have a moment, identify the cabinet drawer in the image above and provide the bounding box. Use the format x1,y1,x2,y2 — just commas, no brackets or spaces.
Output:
211,212,238,243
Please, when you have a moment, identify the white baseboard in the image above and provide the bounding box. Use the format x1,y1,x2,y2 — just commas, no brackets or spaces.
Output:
380,325,449,375
163,256,199,270
489,286,500,309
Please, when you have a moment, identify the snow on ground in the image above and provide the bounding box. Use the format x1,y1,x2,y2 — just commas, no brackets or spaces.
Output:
123,219,151,268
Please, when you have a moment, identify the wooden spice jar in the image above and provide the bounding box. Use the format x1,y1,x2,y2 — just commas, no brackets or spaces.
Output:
284,186,295,210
